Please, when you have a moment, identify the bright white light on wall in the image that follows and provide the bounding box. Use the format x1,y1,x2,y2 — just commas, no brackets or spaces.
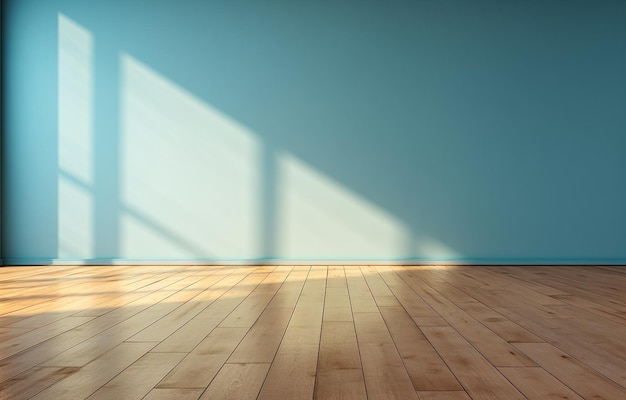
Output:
58,13,94,258
414,235,459,259
119,54,261,259
276,152,410,258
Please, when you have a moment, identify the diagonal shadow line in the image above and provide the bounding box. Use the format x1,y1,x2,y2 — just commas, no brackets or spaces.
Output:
121,205,212,257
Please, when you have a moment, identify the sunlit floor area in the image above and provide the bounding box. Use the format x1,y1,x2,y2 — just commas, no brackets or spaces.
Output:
0,265,624,400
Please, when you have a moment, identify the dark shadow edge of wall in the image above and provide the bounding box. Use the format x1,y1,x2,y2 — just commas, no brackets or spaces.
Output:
1,0,4,266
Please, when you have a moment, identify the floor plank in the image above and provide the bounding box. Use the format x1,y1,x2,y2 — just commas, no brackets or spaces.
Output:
420,326,526,400
87,352,186,400
416,391,472,400
157,327,248,389
498,366,584,400
353,312,419,400
0,366,79,400
199,363,270,400
142,388,203,400
378,306,462,391
514,342,626,399
29,342,155,400
257,267,326,400
315,321,367,400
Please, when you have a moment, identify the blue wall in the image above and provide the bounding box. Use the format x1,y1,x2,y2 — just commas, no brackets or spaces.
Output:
3,0,626,264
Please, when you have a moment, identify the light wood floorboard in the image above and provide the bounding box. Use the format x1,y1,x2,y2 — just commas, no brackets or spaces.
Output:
0,264,624,399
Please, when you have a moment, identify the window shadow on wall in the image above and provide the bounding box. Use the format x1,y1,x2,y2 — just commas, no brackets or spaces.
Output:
57,12,459,262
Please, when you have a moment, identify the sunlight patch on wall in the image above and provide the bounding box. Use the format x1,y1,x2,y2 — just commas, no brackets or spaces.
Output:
276,152,410,258
58,174,93,257
119,54,261,258
120,211,197,257
58,14,94,258
414,234,460,259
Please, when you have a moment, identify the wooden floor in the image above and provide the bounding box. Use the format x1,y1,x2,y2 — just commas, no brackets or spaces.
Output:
0,265,624,400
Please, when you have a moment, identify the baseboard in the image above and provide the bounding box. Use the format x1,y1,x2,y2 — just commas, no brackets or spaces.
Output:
2,257,626,266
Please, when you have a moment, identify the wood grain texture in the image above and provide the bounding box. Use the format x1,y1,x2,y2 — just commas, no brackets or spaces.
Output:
416,391,472,400
29,342,155,400
199,363,270,400
378,306,462,391
88,352,186,400
0,264,624,400
513,342,626,399
498,367,584,400
141,388,203,400
420,326,526,400
315,321,366,399
257,267,326,400
157,327,248,389
353,312,419,400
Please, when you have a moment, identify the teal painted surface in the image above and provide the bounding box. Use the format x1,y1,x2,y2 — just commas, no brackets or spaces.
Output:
3,0,626,263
